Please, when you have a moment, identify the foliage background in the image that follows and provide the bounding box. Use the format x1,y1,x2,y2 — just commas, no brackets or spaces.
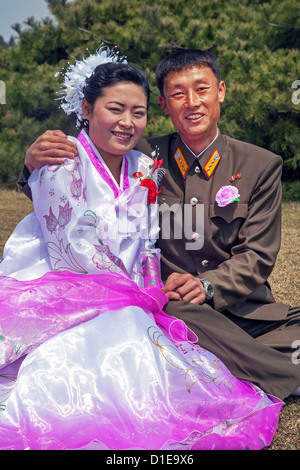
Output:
0,0,299,193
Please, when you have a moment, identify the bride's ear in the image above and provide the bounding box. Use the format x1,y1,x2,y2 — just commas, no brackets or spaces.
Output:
82,99,92,121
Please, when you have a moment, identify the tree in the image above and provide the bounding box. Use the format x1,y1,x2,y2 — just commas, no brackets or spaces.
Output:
0,0,299,187
0,35,15,49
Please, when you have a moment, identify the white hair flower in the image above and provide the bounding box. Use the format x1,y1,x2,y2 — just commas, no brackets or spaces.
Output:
56,46,127,126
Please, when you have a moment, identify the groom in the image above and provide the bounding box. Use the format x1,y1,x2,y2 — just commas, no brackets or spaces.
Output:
19,49,300,400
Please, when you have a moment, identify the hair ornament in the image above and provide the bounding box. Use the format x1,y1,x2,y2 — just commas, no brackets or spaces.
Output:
55,46,127,126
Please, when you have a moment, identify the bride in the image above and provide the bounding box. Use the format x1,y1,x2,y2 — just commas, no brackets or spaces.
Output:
0,47,282,450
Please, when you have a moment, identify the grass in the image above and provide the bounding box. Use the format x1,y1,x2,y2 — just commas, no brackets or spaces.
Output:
0,189,299,450
0,189,34,256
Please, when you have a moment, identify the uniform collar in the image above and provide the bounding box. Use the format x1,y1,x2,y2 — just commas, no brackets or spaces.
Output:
171,130,225,180
181,130,219,159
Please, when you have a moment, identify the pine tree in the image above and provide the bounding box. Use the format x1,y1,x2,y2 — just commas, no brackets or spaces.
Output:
0,0,299,187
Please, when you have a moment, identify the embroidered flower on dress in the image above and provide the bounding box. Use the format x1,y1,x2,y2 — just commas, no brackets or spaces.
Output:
92,243,128,275
44,207,58,233
58,202,72,228
44,202,72,233
70,174,83,199
215,185,240,207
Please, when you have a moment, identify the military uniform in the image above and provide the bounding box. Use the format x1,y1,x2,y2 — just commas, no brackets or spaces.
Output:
136,130,300,399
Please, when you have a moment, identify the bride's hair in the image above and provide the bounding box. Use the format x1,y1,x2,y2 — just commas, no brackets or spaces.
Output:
83,62,151,111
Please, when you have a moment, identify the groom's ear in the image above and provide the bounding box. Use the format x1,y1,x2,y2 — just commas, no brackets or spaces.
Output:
158,95,170,115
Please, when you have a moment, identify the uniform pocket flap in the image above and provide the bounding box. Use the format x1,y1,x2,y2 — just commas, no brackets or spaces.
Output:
210,203,248,224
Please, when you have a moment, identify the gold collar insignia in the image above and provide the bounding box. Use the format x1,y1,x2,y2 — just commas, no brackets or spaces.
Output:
174,147,189,177
203,149,220,178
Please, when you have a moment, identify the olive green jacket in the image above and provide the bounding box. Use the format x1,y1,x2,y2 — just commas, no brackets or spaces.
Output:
136,131,288,320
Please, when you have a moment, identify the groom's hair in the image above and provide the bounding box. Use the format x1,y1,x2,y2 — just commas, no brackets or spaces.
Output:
155,49,221,97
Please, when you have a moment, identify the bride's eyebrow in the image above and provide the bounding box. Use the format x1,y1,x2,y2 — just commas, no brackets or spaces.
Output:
107,101,146,109
107,101,124,106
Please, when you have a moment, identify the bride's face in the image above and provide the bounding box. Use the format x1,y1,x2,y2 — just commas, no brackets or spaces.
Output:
82,82,147,163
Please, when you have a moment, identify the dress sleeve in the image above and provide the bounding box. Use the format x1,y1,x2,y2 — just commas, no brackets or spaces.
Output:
29,157,127,276
140,172,164,289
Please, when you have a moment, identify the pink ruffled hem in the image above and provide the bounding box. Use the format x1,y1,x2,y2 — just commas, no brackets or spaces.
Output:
0,270,197,368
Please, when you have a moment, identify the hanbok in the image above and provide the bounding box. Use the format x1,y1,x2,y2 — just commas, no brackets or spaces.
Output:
0,130,283,450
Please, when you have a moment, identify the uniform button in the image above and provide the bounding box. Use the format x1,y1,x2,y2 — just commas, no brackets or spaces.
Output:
194,166,201,174
201,259,210,266
192,232,200,241
190,197,198,206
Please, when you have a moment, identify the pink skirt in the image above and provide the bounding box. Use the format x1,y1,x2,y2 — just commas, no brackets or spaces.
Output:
0,271,283,450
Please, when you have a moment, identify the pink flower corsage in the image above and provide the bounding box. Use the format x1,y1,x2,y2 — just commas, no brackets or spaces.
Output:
215,185,240,207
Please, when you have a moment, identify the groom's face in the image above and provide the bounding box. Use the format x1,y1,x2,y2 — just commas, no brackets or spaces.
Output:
158,66,225,153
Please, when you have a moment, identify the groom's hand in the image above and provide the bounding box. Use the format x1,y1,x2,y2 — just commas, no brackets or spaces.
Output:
25,130,78,172
161,272,206,304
